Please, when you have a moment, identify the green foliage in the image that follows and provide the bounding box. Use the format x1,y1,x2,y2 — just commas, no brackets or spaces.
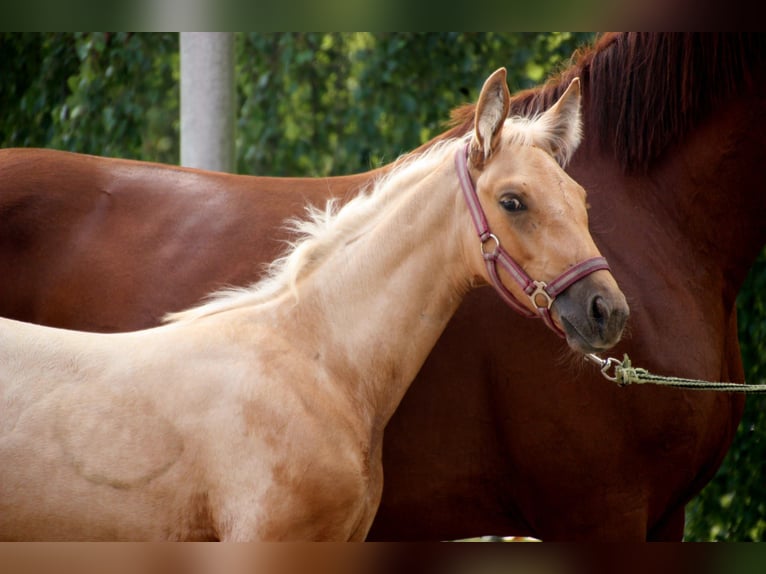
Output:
235,32,593,176
1,32,764,541
3,32,592,173
1,33,178,163
0,33,79,147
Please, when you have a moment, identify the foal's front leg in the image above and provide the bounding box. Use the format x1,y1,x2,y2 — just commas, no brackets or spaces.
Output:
216,470,377,541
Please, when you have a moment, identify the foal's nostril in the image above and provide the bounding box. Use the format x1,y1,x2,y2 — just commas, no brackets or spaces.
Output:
590,295,609,328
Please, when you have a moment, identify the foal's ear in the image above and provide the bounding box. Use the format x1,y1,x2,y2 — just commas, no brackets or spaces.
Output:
532,77,583,166
470,68,511,169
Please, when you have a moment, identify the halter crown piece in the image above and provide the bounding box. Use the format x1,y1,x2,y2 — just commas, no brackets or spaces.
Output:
455,143,610,339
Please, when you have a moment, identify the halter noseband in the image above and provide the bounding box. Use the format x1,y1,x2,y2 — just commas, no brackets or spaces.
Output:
455,143,610,339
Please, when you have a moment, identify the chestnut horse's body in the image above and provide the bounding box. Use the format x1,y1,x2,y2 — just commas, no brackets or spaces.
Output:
1,33,764,540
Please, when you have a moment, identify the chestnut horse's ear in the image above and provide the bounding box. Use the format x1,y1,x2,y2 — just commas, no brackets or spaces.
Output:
532,77,583,166
470,68,511,169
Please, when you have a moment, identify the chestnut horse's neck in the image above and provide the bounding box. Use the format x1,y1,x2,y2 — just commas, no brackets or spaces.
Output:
576,75,766,309
670,84,764,304
581,35,765,307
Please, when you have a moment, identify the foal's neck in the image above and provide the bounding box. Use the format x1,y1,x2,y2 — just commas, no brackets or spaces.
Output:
279,151,472,434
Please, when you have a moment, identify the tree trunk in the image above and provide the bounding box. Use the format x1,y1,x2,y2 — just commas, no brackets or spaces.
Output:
180,32,235,172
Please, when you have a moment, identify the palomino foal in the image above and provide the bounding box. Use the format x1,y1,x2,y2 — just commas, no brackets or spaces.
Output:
0,69,628,541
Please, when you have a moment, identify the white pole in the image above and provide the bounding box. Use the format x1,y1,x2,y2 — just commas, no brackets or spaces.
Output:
180,32,235,172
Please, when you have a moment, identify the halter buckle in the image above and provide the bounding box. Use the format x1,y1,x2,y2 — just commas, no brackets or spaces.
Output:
528,280,554,310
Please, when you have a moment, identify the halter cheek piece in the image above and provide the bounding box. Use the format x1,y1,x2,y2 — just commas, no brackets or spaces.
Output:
455,143,610,339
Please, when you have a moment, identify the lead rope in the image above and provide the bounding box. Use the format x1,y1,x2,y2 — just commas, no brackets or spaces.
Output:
585,353,766,393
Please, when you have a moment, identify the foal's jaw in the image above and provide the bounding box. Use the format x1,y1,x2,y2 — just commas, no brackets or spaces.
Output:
551,273,630,354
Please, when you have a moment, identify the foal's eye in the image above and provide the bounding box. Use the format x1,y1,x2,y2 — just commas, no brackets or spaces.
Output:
500,196,526,213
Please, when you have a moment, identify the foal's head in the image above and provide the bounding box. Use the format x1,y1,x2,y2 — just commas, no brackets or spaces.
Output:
464,68,628,354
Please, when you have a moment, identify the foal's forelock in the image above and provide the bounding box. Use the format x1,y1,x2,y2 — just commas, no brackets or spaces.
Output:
499,115,581,168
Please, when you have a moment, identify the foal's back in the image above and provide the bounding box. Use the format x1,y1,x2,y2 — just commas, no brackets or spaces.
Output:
0,317,217,539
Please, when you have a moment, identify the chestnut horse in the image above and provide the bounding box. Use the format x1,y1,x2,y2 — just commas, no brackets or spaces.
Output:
0,71,627,541
1,33,764,540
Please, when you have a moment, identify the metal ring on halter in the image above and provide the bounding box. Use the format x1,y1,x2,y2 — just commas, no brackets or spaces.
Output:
528,280,554,310
480,233,500,258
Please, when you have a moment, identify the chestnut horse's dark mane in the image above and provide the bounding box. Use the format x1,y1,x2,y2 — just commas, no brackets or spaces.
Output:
450,33,766,173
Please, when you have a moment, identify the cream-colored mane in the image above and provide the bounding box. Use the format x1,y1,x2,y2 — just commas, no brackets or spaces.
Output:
165,110,577,325
165,136,462,323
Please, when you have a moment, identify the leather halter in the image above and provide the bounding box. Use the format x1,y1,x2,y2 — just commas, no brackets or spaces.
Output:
455,143,610,339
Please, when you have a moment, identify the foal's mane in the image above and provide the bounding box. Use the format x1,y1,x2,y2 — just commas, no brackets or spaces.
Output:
164,137,466,323
451,33,766,173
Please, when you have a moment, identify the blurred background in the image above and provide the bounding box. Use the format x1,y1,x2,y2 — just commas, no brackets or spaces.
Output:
0,32,763,541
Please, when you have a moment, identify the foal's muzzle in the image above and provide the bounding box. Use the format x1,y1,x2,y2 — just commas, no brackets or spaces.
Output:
552,275,630,354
